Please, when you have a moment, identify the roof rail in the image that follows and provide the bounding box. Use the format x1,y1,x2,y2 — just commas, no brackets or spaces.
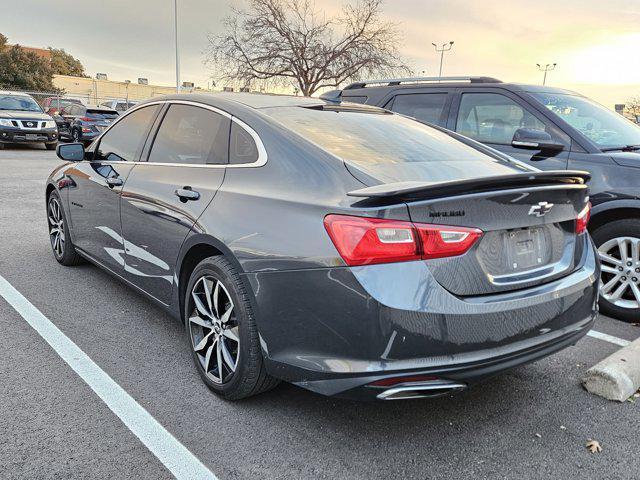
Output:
343,76,502,90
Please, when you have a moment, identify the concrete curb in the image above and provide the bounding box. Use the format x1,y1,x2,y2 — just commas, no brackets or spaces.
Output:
582,337,640,402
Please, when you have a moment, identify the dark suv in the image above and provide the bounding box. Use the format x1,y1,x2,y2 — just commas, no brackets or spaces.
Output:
328,76,640,322
56,104,118,144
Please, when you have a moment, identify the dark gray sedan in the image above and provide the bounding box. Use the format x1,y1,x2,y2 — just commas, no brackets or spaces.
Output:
46,93,599,400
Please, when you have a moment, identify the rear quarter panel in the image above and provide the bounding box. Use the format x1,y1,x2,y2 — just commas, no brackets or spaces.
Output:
191,117,411,273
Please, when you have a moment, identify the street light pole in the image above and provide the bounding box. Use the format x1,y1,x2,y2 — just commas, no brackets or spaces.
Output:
432,41,454,79
536,63,556,86
174,0,180,93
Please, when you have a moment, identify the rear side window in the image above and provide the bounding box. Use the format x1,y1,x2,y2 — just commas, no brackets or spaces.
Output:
229,122,258,164
148,104,230,165
389,93,448,126
95,105,159,162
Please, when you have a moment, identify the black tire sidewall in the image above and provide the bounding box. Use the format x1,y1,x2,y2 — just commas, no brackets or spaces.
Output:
592,219,640,322
183,256,258,397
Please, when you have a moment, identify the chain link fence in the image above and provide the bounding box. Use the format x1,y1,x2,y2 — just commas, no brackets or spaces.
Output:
2,83,288,116
1,88,161,114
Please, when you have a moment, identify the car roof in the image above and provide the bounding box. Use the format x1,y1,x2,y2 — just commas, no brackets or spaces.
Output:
151,92,327,110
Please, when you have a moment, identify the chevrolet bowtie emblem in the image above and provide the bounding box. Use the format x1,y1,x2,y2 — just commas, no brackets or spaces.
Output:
528,201,554,217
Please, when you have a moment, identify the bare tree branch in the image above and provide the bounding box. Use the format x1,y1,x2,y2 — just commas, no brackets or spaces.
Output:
204,0,411,96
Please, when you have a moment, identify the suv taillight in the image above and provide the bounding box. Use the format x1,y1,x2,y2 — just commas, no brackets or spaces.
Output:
323,214,483,266
576,202,591,234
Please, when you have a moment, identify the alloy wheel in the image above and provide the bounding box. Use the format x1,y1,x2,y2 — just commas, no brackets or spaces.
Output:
598,236,640,309
48,197,65,257
188,275,240,384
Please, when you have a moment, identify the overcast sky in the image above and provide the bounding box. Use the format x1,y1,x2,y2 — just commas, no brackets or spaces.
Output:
4,0,639,106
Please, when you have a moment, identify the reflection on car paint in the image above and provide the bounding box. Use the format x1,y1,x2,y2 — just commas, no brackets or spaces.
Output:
96,226,173,284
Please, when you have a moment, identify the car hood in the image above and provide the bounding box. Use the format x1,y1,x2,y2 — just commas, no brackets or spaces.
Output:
0,111,52,121
608,151,640,169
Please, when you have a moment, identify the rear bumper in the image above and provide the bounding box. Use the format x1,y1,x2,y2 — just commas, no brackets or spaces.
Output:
246,235,599,399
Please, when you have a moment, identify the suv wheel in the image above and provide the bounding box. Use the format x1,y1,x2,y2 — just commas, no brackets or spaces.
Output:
184,256,279,400
592,219,640,322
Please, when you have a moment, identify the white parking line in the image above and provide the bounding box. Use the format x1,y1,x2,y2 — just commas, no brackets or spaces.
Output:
587,330,631,347
0,274,218,480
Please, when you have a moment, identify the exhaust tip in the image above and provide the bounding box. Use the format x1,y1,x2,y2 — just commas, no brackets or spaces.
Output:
376,380,467,400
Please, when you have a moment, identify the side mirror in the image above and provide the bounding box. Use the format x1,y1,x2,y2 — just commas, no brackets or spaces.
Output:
511,128,564,151
57,142,85,161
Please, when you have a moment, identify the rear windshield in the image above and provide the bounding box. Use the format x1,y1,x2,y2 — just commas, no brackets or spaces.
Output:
87,109,118,119
265,106,522,183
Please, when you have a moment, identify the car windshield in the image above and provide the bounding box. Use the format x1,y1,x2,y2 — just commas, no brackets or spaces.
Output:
531,92,640,150
0,95,42,112
265,105,525,183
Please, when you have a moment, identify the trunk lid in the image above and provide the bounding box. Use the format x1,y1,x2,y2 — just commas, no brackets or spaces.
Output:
348,171,590,295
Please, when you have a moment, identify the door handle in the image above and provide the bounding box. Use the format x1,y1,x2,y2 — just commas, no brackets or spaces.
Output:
106,177,123,188
175,187,200,202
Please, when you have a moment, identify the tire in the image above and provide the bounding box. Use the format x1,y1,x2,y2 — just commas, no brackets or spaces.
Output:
72,129,81,143
47,191,83,266
45,142,57,151
591,219,640,323
0,143,5,150
183,256,279,400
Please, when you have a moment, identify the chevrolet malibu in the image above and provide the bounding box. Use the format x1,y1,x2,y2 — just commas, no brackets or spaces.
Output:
46,93,599,400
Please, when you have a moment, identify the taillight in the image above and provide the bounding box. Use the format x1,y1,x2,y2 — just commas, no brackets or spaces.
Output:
80,117,92,122
576,202,591,234
324,214,483,266
323,215,419,265
417,225,483,260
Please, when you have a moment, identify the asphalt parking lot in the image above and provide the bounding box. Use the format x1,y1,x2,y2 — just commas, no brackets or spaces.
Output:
0,145,639,480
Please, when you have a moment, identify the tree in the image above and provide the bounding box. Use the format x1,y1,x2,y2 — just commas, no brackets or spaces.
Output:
48,47,88,77
0,37,56,91
205,0,410,96
627,96,640,121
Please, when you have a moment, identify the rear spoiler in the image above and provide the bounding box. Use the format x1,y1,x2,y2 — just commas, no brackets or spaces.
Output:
347,170,591,200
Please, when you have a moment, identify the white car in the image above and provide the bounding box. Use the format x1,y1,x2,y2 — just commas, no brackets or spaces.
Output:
99,100,139,112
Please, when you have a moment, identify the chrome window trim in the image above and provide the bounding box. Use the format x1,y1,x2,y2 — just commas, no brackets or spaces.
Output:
92,99,267,168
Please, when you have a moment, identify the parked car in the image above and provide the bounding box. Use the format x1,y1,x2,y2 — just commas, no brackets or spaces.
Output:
331,76,640,322
47,93,598,400
0,91,58,150
41,96,83,116
56,104,118,144
100,99,139,112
